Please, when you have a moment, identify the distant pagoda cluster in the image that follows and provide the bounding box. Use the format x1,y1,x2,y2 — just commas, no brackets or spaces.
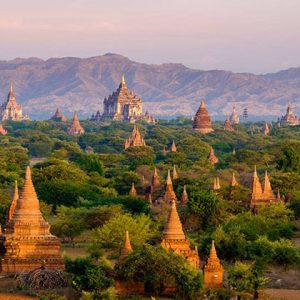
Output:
279,104,300,126
0,82,30,121
91,75,157,124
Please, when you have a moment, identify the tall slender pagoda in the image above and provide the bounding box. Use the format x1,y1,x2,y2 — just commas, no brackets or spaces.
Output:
250,167,277,210
193,100,214,134
0,167,64,273
67,112,85,135
161,200,199,268
120,231,133,260
203,240,224,288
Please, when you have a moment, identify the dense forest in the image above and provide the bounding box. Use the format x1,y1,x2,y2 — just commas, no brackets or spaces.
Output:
0,118,299,299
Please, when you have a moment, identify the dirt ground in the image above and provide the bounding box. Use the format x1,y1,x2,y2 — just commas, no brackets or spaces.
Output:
0,294,37,300
264,288,300,300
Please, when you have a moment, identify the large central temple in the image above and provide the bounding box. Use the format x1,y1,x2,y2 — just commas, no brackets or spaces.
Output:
91,75,156,123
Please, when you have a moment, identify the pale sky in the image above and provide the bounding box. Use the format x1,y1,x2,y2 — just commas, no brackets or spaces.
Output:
0,0,300,73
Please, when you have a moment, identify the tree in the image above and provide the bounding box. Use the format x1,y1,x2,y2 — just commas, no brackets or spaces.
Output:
277,142,300,173
75,153,104,175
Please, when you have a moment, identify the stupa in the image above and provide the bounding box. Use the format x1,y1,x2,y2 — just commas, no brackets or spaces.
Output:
173,165,178,180
208,147,218,165
67,112,85,135
203,240,224,288
181,185,188,205
0,82,30,121
213,177,221,190
280,104,300,126
151,167,160,191
0,167,64,273
120,231,133,260
229,105,239,125
50,108,67,122
231,173,239,187
129,182,137,197
262,122,270,136
0,123,7,135
124,125,146,149
161,200,199,268
98,74,156,123
224,118,234,132
250,167,277,210
193,100,214,134
163,170,177,202
170,140,177,152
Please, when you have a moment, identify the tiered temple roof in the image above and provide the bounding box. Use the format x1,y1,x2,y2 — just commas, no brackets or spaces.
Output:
124,125,146,149
161,200,199,268
0,82,30,121
250,167,277,210
193,100,214,134
280,104,300,126
97,75,156,123
163,170,177,202
208,147,218,165
0,167,64,273
229,105,239,125
203,240,224,288
50,108,67,122
67,112,85,135
224,117,234,132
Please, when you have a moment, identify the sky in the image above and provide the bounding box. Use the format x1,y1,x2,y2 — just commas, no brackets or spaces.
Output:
0,0,300,74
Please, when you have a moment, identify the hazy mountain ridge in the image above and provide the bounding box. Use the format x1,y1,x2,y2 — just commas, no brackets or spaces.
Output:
0,53,299,120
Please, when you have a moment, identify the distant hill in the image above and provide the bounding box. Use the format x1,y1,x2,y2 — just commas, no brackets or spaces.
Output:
0,53,299,120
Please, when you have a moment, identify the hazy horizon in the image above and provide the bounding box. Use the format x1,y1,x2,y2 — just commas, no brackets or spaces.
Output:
1,0,300,74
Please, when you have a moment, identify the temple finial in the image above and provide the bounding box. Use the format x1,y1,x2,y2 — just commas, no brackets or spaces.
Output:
10,80,13,93
121,74,126,85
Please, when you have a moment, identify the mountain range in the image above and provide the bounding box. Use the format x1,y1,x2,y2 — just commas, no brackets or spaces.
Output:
0,53,299,120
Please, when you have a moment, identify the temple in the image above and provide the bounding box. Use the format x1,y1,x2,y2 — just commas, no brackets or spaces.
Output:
224,118,234,132
163,170,177,202
95,75,156,123
173,165,178,180
170,140,177,152
250,167,277,210
0,167,64,273
0,82,30,121
129,183,137,197
213,177,221,190
181,185,188,205
193,100,214,134
229,105,239,124
151,167,160,191
231,173,239,187
203,240,224,288
208,147,218,165
120,231,133,260
0,123,7,135
279,104,300,126
124,125,146,149
263,122,270,136
50,108,67,122
161,200,199,268
67,112,85,135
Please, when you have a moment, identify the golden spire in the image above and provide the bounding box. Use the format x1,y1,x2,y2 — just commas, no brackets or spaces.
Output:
216,177,221,189
209,240,218,259
200,99,206,108
173,164,178,180
162,200,185,240
6,180,19,223
213,178,218,190
251,165,263,200
181,185,188,204
277,190,281,202
231,173,239,187
263,170,275,198
166,169,172,186
152,167,160,190
10,80,13,93
121,74,126,85
120,230,133,259
171,140,177,152
129,182,137,197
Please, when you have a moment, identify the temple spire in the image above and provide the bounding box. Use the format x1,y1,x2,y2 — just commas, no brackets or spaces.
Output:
121,74,126,85
151,167,160,190
6,180,19,223
231,173,239,187
171,140,177,152
181,185,188,204
10,81,13,93
129,182,137,197
164,170,177,202
120,231,133,259
263,170,275,198
173,164,178,180
208,147,218,165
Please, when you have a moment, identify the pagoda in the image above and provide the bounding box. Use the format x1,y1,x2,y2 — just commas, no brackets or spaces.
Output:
124,125,146,149
98,74,156,123
90,110,102,121
120,231,133,260
231,173,239,187
50,108,67,122
0,82,30,121
67,112,85,135
280,104,300,126
213,177,221,190
6,181,19,223
163,170,177,202
0,123,7,135
181,185,188,205
224,118,234,132
229,105,239,124
170,140,177,152
161,200,199,268
262,122,270,136
151,167,160,191
129,183,137,197
250,167,277,210
208,147,218,165
192,100,214,134
0,167,64,273
203,240,224,288
172,165,178,180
